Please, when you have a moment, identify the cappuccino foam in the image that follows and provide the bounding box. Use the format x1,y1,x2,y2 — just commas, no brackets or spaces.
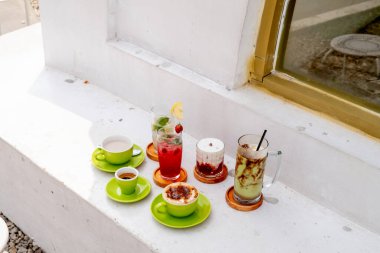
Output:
163,182,198,205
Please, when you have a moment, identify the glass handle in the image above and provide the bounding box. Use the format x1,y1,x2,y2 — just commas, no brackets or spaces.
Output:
263,151,282,189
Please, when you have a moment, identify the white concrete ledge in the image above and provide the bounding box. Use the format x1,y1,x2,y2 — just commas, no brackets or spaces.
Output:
1,25,380,253
105,29,380,235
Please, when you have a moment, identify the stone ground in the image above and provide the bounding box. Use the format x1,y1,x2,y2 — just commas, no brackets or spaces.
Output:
0,0,40,35
1,213,44,253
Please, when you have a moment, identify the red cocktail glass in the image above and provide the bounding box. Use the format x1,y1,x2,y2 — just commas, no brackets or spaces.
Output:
157,128,182,180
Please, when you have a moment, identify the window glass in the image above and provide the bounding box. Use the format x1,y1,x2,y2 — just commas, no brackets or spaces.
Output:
278,0,380,109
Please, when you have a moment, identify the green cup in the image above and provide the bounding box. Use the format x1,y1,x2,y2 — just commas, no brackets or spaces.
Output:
154,182,199,217
115,167,139,195
99,135,133,164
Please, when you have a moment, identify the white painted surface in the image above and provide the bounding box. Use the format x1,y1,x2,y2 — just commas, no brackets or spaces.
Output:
38,0,380,235
0,217,8,252
113,0,249,87
1,25,380,253
41,0,261,89
233,0,264,89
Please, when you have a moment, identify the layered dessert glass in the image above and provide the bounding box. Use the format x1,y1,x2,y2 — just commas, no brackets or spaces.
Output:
195,138,224,178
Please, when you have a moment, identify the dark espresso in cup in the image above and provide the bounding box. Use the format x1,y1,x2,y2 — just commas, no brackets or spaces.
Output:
119,172,136,180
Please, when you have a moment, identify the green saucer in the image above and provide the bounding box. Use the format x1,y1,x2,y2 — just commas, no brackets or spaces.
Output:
150,193,211,228
106,177,151,203
92,144,145,173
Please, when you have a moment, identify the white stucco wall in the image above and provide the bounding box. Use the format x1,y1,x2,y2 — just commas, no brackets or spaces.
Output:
113,0,255,87
41,0,261,89
38,0,380,235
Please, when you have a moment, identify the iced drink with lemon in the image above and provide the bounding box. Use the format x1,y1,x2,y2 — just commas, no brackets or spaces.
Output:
151,116,173,152
151,102,183,152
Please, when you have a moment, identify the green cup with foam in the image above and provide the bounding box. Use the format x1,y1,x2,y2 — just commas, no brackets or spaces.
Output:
99,135,133,164
154,182,199,217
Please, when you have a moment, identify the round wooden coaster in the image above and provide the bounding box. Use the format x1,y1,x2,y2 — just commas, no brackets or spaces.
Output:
225,186,263,211
194,164,228,184
153,167,188,187
146,142,158,161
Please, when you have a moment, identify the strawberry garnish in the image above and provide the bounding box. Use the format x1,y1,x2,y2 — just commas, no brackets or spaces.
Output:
175,124,183,133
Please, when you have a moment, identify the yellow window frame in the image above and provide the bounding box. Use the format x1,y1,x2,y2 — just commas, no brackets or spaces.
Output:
250,0,380,139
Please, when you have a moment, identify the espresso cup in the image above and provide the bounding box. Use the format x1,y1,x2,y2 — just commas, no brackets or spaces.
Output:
99,135,133,164
115,167,139,195
154,182,199,217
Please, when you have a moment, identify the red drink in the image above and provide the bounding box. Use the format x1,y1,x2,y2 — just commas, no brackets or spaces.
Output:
158,143,182,180
157,128,183,180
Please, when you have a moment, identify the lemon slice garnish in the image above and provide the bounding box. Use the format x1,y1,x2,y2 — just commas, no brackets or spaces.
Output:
171,101,183,120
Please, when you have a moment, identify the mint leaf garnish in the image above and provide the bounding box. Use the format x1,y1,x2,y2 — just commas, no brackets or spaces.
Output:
152,116,170,131
157,116,169,126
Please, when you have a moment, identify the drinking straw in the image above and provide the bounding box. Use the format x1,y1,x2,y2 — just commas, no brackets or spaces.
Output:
256,130,267,151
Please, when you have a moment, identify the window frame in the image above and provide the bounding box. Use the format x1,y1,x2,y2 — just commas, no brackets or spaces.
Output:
250,0,380,138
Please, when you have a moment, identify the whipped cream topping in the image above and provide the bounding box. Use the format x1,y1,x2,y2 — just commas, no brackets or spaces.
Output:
196,138,224,167
197,138,224,153
238,144,267,160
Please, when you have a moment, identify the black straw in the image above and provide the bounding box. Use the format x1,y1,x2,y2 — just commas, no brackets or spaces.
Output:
256,130,267,151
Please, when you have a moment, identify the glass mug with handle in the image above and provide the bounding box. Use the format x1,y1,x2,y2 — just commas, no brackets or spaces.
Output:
233,134,282,205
